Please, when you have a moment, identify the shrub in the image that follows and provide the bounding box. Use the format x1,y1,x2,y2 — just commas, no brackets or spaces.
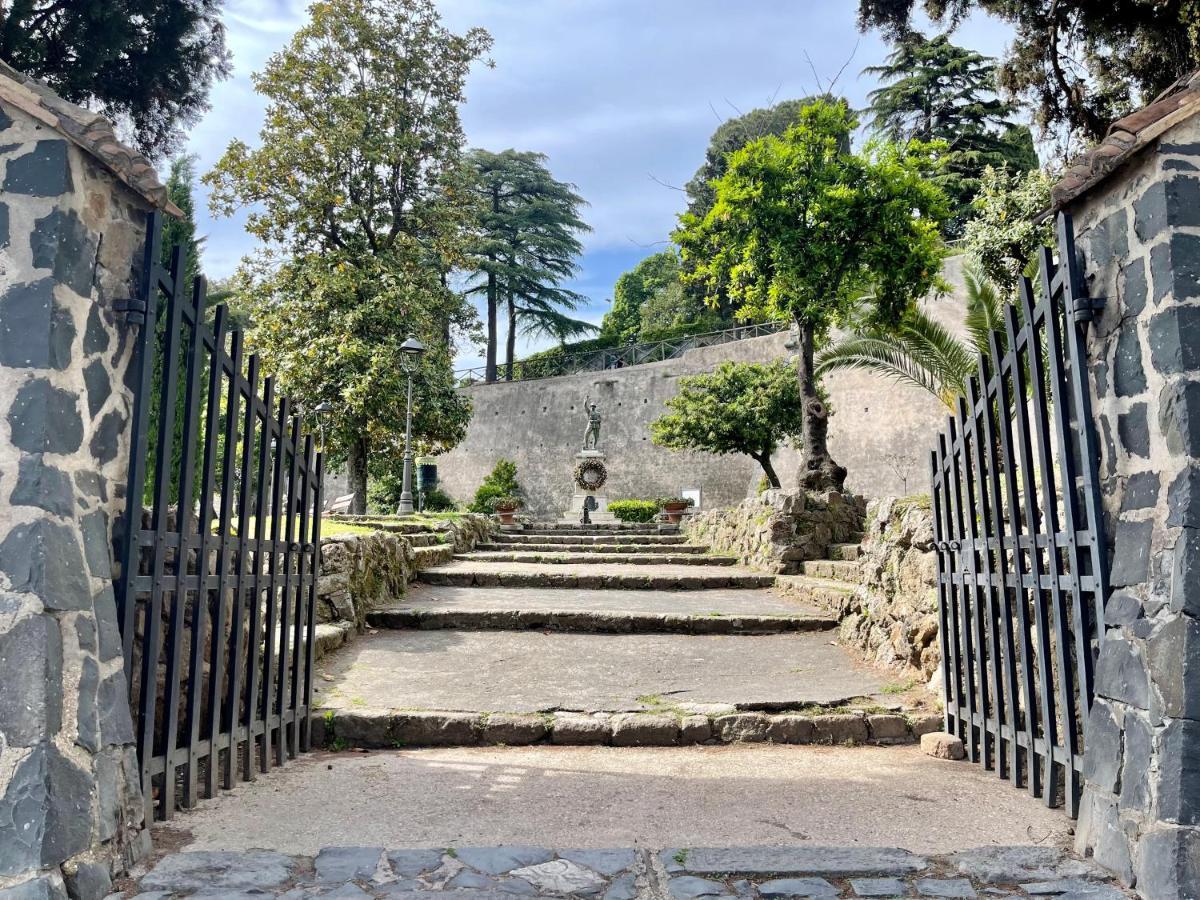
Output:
469,459,521,513
421,486,458,512
655,496,695,508
608,499,658,522
489,494,522,511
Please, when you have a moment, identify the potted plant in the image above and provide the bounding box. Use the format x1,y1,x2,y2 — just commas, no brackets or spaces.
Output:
656,496,694,524
490,495,522,525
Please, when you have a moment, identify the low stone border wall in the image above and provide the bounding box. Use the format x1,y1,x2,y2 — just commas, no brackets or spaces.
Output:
684,489,865,574
778,496,939,682
314,705,943,749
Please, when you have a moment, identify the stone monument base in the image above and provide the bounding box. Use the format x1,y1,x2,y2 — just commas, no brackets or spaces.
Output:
559,449,616,524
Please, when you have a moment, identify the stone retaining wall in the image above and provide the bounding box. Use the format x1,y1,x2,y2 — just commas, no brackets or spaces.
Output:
684,489,865,574
782,497,939,681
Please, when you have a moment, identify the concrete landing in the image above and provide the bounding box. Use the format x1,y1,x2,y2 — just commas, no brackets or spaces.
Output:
417,559,775,589
315,629,884,714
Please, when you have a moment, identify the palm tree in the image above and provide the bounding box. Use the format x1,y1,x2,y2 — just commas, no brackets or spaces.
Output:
815,264,1006,410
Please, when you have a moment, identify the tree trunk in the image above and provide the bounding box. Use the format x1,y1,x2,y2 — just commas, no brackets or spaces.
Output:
504,294,517,381
754,452,782,489
795,321,847,493
347,434,369,515
485,270,498,383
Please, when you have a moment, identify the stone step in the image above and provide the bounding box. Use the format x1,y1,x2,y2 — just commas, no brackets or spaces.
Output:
494,533,688,546
412,544,455,568
416,560,774,590
520,524,677,535
368,584,835,635
314,705,939,750
405,532,447,548
774,575,857,608
476,541,707,554
455,551,737,567
800,559,861,582
827,542,862,561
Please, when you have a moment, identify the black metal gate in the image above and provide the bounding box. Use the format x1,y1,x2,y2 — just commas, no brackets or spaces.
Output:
114,212,324,822
929,212,1108,816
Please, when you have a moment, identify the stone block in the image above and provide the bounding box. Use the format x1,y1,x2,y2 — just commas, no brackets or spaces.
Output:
1112,325,1146,396
713,713,770,743
1172,528,1200,615
1149,306,1200,374
610,713,678,746
811,714,868,745
1108,519,1154,588
909,713,943,737
1149,614,1200,719
1120,258,1148,316
1117,404,1150,459
7,378,82,454
1081,700,1121,793
1168,466,1200,527
866,714,909,743
391,712,479,747
1094,637,1151,709
1119,710,1153,814
1160,378,1200,456
1135,826,1200,900
63,860,112,900
921,731,965,760
3,140,72,196
764,714,813,744
0,614,62,748
551,714,609,745
0,279,73,370
951,845,1104,884
482,714,548,745
331,709,393,747
679,715,712,744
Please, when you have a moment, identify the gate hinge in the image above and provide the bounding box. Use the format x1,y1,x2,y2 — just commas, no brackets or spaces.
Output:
115,296,148,326
1072,294,1105,324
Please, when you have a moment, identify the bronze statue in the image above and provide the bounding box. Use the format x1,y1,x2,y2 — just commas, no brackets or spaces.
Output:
583,397,601,450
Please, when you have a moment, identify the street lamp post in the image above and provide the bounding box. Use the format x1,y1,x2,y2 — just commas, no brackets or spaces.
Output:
397,335,427,516
314,401,333,454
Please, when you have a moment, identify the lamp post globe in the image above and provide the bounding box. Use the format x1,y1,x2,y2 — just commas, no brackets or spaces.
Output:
397,336,427,516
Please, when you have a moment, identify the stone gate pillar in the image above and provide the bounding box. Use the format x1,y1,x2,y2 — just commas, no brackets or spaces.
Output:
0,66,179,899
1054,73,1200,898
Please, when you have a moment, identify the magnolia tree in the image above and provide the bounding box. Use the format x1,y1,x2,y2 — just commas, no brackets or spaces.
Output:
674,99,948,492
650,360,804,489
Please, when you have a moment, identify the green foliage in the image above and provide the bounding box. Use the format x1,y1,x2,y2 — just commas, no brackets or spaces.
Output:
816,263,1006,409
962,166,1055,295
863,32,1038,236
421,486,459,513
488,495,521,511
608,500,658,523
0,0,230,159
655,497,695,508
650,360,804,489
469,459,521,513
204,0,490,511
463,149,593,381
600,250,683,340
857,0,1200,150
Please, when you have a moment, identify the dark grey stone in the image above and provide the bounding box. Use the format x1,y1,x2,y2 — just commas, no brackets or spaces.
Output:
88,409,124,464
99,670,135,746
1148,615,1200,719
1160,378,1200,455
1022,881,1124,897
313,846,384,883
10,454,74,517
0,201,7,249
0,875,69,899
0,613,62,747
849,877,908,897
0,520,90,610
0,279,74,370
0,746,47,875
668,876,732,898
1168,466,1200,527
1151,240,1173,305
3,140,72,196
1159,719,1200,826
1135,826,1200,900
560,849,636,876
83,305,108,354
1165,159,1200,172
1149,306,1200,374
76,656,100,752
41,743,92,866
1094,637,1150,708
139,850,295,895
663,847,926,876
1119,711,1153,813
1111,326,1146,396
1171,232,1200,301
1081,210,1128,270
7,378,83,454
604,873,638,900
455,847,554,875
73,471,107,502
94,585,122,662
1104,590,1142,626
0,104,11,130
757,877,838,898
1134,180,1170,242
1120,259,1148,316
446,869,502,891
384,849,444,877
93,750,120,842
915,879,977,898
1122,472,1159,512
1117,403,1150,459
1163,142,1200,155
83,359,110,418
1108,519,1153,587
1081,700,1121,793
80,510,110,577
30,208,94,297
65,859,111,900
1171,528,1200,615
950,847,1104,884
75,615,95,654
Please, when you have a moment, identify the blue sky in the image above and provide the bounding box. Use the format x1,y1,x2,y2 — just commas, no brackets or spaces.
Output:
185,0,1014,370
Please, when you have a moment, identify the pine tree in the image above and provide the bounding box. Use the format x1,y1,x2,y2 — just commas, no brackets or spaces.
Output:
864,32,1038,236
463,149,593,382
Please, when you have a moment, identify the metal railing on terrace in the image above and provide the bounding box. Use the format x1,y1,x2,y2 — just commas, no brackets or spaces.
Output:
456,320,793,385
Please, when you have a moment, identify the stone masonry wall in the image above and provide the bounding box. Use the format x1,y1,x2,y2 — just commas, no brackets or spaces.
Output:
1068,116,1200,897
684,488,865,574
0,106,155,896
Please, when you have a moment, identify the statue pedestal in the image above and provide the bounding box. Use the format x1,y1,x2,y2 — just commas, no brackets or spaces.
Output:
560,450,616,524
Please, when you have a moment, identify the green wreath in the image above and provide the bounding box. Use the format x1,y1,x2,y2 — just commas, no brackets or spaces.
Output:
574,458,608,492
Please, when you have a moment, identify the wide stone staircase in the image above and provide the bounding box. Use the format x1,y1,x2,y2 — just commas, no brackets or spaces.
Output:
313,521,938,750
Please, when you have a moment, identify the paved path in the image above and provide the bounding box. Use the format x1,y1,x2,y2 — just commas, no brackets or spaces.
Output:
118,837,1129,898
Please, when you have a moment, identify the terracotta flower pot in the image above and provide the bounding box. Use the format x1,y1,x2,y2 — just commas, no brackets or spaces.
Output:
662,502,689,523
495,507,517,524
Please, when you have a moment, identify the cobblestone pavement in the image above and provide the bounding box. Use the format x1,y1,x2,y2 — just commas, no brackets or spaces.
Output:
108,845,1130,899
